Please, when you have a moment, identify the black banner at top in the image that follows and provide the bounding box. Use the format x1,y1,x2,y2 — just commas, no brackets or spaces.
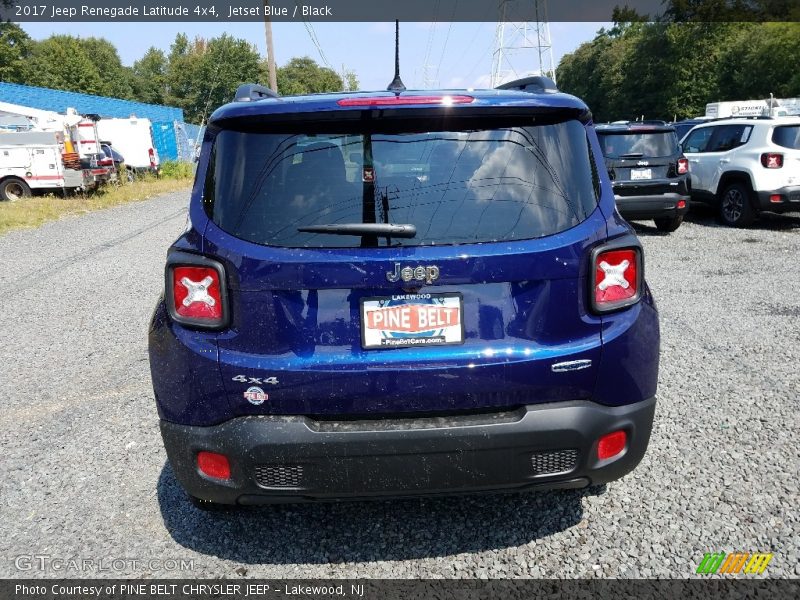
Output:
1,0,798,22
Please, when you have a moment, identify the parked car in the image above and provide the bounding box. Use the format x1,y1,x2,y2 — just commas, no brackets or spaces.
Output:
681,117,800,226
596,122,690,232
149,79,660,508
673,118,713,141
99,142,124,168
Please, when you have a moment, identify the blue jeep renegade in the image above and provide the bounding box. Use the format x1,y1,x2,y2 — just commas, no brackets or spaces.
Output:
149,76,659,507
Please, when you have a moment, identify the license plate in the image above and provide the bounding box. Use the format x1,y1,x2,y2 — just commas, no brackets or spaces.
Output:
630,168,652,180
360,292,464,349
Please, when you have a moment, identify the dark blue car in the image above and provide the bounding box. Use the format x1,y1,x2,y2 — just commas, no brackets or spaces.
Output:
149,78,660,507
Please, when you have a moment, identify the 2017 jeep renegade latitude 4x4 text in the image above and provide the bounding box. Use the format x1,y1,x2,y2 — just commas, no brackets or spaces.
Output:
148,78,660,506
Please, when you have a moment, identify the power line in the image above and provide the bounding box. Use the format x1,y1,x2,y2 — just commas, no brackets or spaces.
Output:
302,20,332,69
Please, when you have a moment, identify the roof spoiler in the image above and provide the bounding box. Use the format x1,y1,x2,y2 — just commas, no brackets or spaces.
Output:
234,84,279,102
496,76,558,93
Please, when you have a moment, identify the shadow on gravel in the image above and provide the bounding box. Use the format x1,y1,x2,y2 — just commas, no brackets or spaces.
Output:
683,204,800,231
628,206,800,236
157,463,593,564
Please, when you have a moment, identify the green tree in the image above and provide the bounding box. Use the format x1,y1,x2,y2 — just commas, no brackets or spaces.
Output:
276,57,344,96
79,37,136,99
132,47,168,105
22,35,105,95
717,23,800,99
164,33,262,123
0,22,30,83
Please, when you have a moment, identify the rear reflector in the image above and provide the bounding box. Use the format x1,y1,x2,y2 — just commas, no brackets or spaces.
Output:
760,153,783,169
171,265,224,323
597,430,627,460
337,95,474,107
677,200,686,209
592,247,641,312
677,158,689,174
770,194,783,203
148,148,156,168
197,451,231,480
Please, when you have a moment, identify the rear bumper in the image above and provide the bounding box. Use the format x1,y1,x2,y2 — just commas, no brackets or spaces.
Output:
614,192,690,220
161,396,656,504
756,186,800,212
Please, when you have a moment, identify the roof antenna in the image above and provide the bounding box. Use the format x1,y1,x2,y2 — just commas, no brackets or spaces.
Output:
386,20,406,93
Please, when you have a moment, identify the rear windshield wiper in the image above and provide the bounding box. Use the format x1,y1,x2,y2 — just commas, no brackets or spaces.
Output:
297,223,417,238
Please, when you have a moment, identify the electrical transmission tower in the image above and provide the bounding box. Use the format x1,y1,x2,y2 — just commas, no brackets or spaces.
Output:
491,0,556,88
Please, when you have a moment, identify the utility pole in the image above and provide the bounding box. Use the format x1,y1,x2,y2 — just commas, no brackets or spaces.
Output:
263,0,278,92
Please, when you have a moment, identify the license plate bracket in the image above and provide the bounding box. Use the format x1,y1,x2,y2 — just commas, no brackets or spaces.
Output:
360,292,465,349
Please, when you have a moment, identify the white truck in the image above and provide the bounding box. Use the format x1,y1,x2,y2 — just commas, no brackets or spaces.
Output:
96,116,160,176
0,131,99,201
705,98,800,119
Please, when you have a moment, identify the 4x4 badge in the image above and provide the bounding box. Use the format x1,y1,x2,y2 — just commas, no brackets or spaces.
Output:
386,262,440,284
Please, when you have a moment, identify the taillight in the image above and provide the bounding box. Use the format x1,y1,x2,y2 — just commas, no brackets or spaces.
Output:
591,246,642,313
149,148,156,168
760,153,783,168
337,95,474,107
197,451,231,480
98,158,114,166
166,256,228,328
677,157,689,174
597,430,627,461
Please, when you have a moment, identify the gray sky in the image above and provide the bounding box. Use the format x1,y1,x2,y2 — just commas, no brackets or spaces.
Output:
21,22,609,91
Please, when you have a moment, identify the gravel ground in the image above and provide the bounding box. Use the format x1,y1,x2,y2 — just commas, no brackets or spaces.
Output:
0,194,797,579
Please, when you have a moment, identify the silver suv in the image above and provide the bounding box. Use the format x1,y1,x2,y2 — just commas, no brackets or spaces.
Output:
681,117,800,226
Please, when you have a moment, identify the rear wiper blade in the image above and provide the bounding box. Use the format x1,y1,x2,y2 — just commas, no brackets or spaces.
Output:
297,223,417,238
619,152,644,158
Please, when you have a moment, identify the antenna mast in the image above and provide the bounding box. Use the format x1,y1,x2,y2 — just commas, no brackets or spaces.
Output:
387,20,407,92
491,0,556,87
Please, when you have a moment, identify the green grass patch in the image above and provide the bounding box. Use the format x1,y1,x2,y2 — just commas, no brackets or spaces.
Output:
0,175,192,236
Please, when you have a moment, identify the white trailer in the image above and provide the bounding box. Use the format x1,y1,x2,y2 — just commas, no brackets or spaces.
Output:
96,116,160,175
0,131,96,201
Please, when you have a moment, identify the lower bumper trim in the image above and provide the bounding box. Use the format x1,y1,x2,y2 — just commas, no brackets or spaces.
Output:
161,397,656,504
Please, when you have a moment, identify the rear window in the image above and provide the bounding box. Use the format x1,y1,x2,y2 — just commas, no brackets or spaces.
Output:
772,125,800,149
598,131,679,158
204,119,599,248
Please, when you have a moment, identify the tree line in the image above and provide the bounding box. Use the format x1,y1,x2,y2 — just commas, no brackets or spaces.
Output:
556,20,800,122
0,24,357,124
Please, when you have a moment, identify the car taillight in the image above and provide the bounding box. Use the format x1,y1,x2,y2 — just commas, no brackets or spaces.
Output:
149,148,156,168
591,246,642,312
166,257,228,328
760,153,783,169
197,451,231,480
677,157,689,174
98,157,114,166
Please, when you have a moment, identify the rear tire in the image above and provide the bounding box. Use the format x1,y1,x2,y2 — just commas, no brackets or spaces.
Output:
0,177,31,202
719,182,756,227
654,215,683,232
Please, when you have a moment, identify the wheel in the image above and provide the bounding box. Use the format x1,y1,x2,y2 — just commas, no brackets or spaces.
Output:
0,177,31,202
125,167,136,183
719,182,756,227
654,215,683,232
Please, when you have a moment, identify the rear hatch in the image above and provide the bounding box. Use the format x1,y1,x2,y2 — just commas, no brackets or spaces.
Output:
202,107,608,417
597,127,683,194
771,123,800,195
